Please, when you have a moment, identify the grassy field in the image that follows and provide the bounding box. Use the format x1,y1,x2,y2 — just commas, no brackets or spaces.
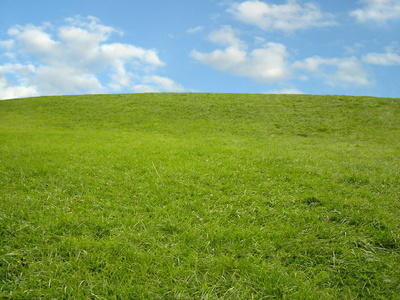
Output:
0,93,399,299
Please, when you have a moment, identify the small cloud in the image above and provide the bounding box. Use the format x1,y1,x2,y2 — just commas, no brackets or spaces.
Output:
350,0,400,24
385,42,400,53
254,36,266,45
132,76,185,93
0,63,36,75
267,88,304,94
210,13,222,22
187,26,204,34
362,51,400,65
0,63,38,100
0,74,39,100
293,56,372,87
344,43,364,55
299,75,309,81
191,42,290,83
32,65,107,95
207,25,246,49
132,84,157,93
228,0,336,33
141,75,185,92
0,39,15,50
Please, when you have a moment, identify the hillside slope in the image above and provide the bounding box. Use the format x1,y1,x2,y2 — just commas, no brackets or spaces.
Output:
1,93,399,298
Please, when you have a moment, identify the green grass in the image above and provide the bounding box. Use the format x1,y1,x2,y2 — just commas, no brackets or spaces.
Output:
0,93,399,299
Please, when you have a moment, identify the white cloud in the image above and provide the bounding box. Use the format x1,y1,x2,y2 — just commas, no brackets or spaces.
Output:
0,63,39,100
328,58,372,87
187,26,204,34
191,29,291,84
267,88,304,94
350,0,400,23
100,43,164,67
344,43,365,55
9,25,65,64
0,39,15,50
191,23,374,90
32,65,107,95
228,0,336,32
254,36,266,45
145,76,184,91
362,51,400,65
133,75,185,93
132,84,158,93
0,16,183,100
0,63,36,75
0,74,39,100
192,47,246,71
207,26,246,49
293,56,372,87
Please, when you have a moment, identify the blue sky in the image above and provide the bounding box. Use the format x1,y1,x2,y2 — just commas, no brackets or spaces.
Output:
0,0,399,100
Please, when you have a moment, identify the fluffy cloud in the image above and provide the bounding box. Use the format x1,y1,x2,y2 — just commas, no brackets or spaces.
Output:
0,74,39,100
0,63,38,99
0,16,182,100
0,63,35,75
293,56,372,87
191,26,373,88
132,75,185,93
191,27,290,83
267,88,304,94
191,44,290,83
362,51,400,65
0,40,15,50
32,66,106,95
350,0,400,23
187,26,204,34
207,26,245,49
228,0,336,32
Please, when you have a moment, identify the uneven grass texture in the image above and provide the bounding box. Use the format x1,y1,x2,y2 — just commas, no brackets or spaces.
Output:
0,93,399,299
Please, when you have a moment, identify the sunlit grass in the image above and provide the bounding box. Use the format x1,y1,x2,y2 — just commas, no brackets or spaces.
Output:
1,93,399,298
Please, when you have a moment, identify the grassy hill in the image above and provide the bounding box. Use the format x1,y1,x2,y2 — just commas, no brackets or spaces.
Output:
1,93,399,299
